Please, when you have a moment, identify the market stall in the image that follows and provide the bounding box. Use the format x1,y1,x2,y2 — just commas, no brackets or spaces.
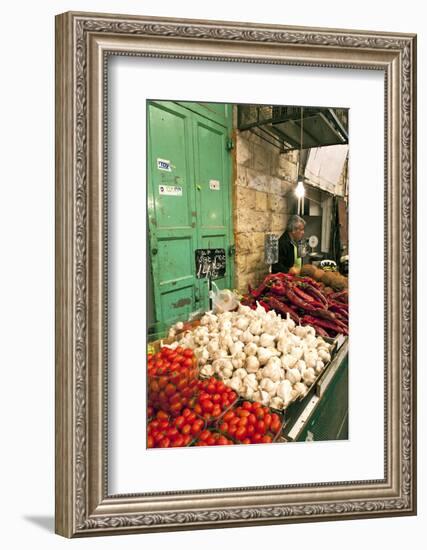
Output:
146,270,349,448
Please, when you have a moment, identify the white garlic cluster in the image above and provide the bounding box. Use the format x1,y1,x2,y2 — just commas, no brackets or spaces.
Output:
173,302,333,409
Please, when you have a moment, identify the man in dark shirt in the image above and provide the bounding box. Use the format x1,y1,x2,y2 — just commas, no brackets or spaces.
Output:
272,215,306,274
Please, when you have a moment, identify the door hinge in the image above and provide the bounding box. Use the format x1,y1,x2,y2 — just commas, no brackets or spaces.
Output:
226,138,234,151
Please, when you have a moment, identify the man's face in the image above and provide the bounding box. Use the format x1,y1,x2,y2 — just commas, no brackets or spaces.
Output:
291,223,305,242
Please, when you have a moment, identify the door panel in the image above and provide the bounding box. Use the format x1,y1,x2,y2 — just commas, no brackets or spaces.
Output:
193,114,233,308
148,101,233,329
147,101,198,326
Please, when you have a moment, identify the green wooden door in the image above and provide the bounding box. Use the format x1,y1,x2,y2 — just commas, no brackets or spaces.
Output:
147,101,233,328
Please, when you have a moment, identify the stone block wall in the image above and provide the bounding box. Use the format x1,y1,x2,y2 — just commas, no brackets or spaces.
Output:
233,129,299,293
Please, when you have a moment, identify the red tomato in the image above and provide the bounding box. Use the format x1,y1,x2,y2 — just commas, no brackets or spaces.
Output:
206,436,216,446
255,408,265,420
182,434,192,446
242,401,252,411
147,435,154,448
261,435,273,444
229,416,240,426
201,400,213,413
271,420,281,433
171,435,184,447
167,427,179,439
217,435,229,445
154,432,165,443
251,401,262,410
182,358,193,369
223,411,235,422
256,420,266,434
191,419,204,435
248,413,257,425
194,403,203,415
228,425,237,436
252,432,262,444
212,404,222,417
183,349,193,358
199,430,211,441
165,383,176,397
181,423,192,435
235,427,247,441
264,414,272,430
196,441,207,446
219,422,228,432
174,415,185,429
246,424,255,436
242,438,251,444
182,408,192,418
212,393,221,404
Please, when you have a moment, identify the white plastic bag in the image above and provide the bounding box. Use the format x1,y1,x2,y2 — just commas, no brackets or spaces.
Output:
209,282,239,314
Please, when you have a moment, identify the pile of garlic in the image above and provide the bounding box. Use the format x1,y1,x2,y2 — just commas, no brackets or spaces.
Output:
171,303,332,410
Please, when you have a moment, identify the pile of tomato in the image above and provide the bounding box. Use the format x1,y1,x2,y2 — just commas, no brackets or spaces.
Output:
217,401,283,444
147,409,205,448
147,346,199,416
194,430,235,446
192,378,238,422
147,347,285,448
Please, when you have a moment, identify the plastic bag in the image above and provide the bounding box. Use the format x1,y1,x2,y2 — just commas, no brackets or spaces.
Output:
209,282,239,314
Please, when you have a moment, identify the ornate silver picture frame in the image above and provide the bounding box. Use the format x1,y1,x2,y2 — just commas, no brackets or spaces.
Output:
55,11,417,537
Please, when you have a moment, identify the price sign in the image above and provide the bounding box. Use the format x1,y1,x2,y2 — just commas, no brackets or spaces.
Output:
195,249,226,280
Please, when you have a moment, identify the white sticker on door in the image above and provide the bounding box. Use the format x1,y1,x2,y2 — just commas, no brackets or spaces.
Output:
157,158,172,171
159,185,183,196
209,179,220,190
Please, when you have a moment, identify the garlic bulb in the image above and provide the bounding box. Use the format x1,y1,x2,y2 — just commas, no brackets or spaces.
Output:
257,347,273,366
285,367,301,385
245,355,260,373
318,349,331,363
293,382,308,397
244,342,258,356
240,330,254,344
281,354,297,369
222,367,233,379
303,367,316,385
229,376,242,392
262,357,282,382
270,397,285,410
276,380,293,405
304,350,318,369
260,378,278,396
200,364,214,377
245,373,259,390
234,367,247,380
259,333,275,348
315,360,325,374
249,320,262,335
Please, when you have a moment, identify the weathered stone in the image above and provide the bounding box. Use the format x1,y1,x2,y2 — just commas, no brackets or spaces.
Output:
255,191,268,212
278,158,298,181
236,185,256,210
246,252,264,272
236,138,251,166
252,232,266,249
236,169,249,188
268,194,287,213
271,212,288,232
236,209,269,233
246,168,269,193
252,142,270,172
235,233,252,254
235,253,247,273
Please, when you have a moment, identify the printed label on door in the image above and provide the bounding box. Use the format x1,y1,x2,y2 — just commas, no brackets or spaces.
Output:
157,158,172,171
209,179,220,191
159,185,183,196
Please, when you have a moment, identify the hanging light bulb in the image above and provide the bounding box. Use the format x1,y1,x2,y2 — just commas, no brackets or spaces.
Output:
295,106,305,214
295,177,305,199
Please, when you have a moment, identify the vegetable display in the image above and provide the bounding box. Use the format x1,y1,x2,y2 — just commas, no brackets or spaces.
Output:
242,273,348,338
147,409,205,448
147,347,199,416
217,401,282,444
173,302,333,410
